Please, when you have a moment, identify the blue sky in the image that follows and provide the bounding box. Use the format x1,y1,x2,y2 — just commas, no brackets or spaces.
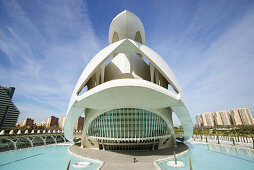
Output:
0,0,254,125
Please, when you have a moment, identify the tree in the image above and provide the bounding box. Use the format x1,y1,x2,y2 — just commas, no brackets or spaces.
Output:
212,129,216,135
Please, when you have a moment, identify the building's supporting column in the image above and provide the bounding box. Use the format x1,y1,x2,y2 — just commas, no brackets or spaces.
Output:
150,64,154,83
28,138,33,147
81,138,85,148
87,79,92,90
100,63,105,84
52,136,57,144
42,137,46,145
12,141,17,150
91,75,96,88
95,69,100,86
62,135,66,142
154,68,159,85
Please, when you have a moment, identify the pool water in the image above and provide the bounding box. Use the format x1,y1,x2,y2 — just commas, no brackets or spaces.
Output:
0,144,100,170
157,143,254,170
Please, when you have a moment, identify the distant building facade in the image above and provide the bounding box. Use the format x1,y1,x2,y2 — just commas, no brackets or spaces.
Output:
201,112,215,127
74,116,84,131
196,108,254,128
230,109,243,126
21,118,34,128
0,86,20,127
45,116,59,128
240,108,254,126
231,108,254,126
219,111,232,126
35,121,45,127
201,113,208,127
59,116,66,130
214,111,223,126
195,115,203,127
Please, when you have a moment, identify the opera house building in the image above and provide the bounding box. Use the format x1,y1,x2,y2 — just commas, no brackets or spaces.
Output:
64,10,193,150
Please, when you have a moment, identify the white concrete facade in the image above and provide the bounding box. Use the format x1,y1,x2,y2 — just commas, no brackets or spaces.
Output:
64,10,193,150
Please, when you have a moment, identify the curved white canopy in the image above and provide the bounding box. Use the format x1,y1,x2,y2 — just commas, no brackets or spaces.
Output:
64,38,193,141
67,39,183,111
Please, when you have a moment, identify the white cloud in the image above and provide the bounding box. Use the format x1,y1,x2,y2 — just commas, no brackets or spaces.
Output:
180,10,254,120
0,0,100,122
148,2,254,124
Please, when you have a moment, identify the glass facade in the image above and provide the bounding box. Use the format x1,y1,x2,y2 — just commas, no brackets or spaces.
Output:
86,108,171,139
104,144,155,150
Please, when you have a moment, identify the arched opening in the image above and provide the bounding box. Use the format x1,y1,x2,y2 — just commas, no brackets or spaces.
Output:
112,32,119,43
45,136,55,145
135,31,142,44
16,137,32,149
77,85,88,96
168,83,178,95
0,138,15,152
55,136,64,143
32,136,45,147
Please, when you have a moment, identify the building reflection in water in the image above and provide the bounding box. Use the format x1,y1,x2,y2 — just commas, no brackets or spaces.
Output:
203,143,254,159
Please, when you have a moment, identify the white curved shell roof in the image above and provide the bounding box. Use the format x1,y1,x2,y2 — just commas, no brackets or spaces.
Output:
109,10,145,44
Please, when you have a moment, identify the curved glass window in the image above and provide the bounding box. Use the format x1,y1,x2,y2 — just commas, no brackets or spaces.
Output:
86,108,170,139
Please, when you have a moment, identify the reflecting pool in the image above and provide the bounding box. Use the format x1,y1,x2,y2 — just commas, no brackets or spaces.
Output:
0,144,101,170
157,143,254,170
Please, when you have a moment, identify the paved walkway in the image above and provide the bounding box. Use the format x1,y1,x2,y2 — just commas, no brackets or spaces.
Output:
69,143,189,170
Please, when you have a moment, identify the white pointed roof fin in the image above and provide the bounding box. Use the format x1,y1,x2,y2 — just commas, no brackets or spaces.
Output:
109,10,145,45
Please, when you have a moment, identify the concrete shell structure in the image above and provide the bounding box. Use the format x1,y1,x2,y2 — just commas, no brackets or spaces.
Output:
64,10,193,150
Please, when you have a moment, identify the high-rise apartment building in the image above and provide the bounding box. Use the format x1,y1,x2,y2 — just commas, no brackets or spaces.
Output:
21,118,34,128
219,110,232,126
239,109,249,125
230,108,254,126
205,112,215,127
75,116,84,130
230,109,243,126
238,108,253,126
201,112,215,127
246,109,254,125
59,116,66,130
201,113,208,126
197,108,253,127
0,86,20,127
195,115,203,127
45,116,59,128
214,111,223,126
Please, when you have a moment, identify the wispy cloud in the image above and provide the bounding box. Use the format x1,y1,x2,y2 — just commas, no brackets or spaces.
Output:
145,0,254,124
184,9,254,115
0,0,100,122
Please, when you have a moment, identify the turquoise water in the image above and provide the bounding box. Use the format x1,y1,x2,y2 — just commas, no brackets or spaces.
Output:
0,144,100,170
1,142,253,170
157,143,254,170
